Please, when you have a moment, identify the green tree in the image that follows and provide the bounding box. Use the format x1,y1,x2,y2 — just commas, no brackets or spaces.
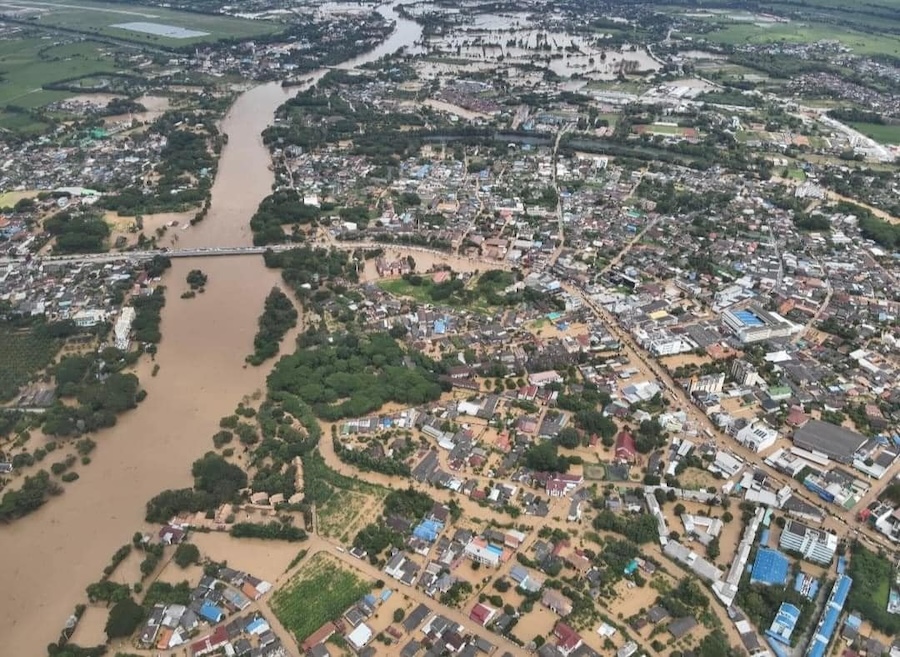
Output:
105,597,144,639
173,542,200,568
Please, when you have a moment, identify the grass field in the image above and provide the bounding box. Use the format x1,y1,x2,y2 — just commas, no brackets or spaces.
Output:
8,0,282,46
0,327,59,401
271,553,370,643
317,487,386,542
849,122,900,145
0,38,125,109
377,277,437,304
689,20,900,57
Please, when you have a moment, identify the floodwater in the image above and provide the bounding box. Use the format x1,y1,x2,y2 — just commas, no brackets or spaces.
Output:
0,3,421,654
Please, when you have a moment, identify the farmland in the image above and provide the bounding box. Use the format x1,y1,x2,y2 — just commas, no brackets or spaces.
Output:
3,0,283,47
0,38,124,110
849,122,900,146
686,19,900,58
271,553,371,644
0,324,59,401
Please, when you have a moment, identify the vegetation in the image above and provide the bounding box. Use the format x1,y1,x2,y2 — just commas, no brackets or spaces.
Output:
186,269,208,291
524,441,569,473
271,553,369,643
131,288,166,343
0,319,63,400
846,543,900,634
45,211,110,254
384,488,434,520
173,543,200,568
250,191,319,245
268,331,444,421
230,522,307,542
104,597,144,639
247,287,298,365
0,470,62,523
44,350,143,436
591,509,660,544
144,452,247,522
141,581,191,608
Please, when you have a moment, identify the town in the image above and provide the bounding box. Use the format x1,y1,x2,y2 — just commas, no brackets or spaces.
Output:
0,1,898,657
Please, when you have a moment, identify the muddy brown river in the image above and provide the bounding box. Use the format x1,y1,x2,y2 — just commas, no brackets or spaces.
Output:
0,4,421,653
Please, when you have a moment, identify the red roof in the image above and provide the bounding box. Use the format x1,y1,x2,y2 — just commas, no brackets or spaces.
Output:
554,621,582,650
615,430,636,460
191,626,228,656
469,603,495,626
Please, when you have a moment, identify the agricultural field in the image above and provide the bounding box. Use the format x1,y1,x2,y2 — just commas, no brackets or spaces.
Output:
0,37,124,110
687,19,900,58
271,552,371,644
0,325,59,401
849,122,900,145
4,0,284,47
317,486,386,543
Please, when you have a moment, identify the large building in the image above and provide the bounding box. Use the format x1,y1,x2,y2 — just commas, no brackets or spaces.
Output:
792,420,867,464
735,421,779,453
779,520,837,565
722,305,800,343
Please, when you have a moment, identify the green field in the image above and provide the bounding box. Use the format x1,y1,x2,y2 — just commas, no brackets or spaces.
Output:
0,327,59,401
271,553,370,643
7,0,282,46
689,20,900,57
850,122,900,145
0,38,123,109
377,277,437,304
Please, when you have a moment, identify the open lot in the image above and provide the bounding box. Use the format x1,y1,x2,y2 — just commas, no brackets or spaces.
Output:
271,552,371,645
1,0,283,46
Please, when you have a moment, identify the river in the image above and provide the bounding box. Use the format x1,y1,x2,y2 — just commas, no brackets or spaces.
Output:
0,4,422,654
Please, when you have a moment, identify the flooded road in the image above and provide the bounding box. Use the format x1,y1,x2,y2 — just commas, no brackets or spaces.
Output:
0,4,422,654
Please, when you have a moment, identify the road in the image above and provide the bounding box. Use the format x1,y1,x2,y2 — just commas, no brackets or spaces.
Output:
564,283,900,556
548,123,575,267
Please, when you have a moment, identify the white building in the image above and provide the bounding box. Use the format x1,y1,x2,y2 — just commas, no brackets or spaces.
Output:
779,520,837,565
114,306,136,350
735,421,778,453
722,305,800,343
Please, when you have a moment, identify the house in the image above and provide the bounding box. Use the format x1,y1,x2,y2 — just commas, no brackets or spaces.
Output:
190,626,228,657
668,616,697,639
542,590,574,617
159,525,187,545
545,473,584,498
469,603,497,627
347,623,374,651
553,621,583,656
198,601,225,624
615,431,637,463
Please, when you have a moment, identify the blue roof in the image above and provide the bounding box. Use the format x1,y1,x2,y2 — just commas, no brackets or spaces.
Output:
380,589,393,601
199,600,224,622
413,518,443,542
759,528,770,546
845,614,862,630
734,309,764,326
806,575,852,657
836,557,847,574
766,602,800,645
751,548,790,586
246,618,267,633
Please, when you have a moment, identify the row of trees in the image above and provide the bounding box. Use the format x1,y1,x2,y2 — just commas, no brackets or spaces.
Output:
247,287,298,365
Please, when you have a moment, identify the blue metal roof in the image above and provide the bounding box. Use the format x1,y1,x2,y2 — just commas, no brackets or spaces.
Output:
751,548,790,586
805,575,852,657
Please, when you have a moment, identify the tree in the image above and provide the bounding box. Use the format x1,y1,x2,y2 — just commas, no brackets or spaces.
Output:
186,269,208,290
393,608,406,623
557,427,580,450
524,441,568,473
105,597,144,639
173,542,200,568
707,537,720,560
